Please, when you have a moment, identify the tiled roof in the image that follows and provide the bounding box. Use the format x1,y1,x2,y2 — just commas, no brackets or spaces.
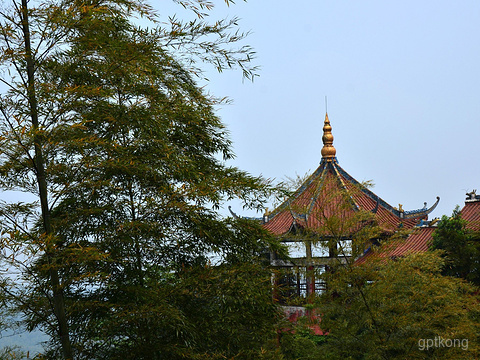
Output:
357,198,480,264
356,226,436,264
461,201,480,231
389,227,435,255
264,159,438,237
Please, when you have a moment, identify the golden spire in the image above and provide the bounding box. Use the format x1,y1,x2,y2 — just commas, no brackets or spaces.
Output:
321,112,336,161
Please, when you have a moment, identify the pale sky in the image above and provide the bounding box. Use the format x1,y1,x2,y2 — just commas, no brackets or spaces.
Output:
1,1,479,221
204,0,480,219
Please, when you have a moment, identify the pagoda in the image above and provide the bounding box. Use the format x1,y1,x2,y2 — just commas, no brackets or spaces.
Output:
263,113,439,300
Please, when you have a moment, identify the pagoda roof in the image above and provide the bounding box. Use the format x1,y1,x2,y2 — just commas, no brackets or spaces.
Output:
263,113,439,236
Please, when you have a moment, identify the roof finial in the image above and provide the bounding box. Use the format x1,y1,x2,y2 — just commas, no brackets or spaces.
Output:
321,112,336,161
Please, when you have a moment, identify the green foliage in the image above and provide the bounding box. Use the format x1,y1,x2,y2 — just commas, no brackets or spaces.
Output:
280,333,324,360
278,316,326,360
316,251,480,360
170,263,282,359
0,0,281,359
432,208,480,285
0,346,28,360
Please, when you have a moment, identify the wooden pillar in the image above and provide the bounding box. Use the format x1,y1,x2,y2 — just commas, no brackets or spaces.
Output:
305,240,314,297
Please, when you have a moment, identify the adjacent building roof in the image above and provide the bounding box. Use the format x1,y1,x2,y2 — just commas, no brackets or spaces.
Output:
358,193,480,263
462,192,480,231
263,114,439,237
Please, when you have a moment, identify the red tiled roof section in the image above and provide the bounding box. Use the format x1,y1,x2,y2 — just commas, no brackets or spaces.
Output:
264,168,359,236
263,168,321,235
263,210,295,235
389,227,435,256
356,227,436,264
264,161,426,236
340,174,422,231
305,171,358,233
461,201,480,231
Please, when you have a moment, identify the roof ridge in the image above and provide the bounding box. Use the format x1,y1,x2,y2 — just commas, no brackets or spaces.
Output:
332,161,361,212
267,162,327,219
334,163,397,213
304,164,329,219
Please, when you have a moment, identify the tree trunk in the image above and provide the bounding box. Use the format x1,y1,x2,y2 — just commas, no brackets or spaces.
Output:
20,1,73,358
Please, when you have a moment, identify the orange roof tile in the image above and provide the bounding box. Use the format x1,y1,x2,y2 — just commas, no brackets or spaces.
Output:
356,226,436,264
461,201,480,231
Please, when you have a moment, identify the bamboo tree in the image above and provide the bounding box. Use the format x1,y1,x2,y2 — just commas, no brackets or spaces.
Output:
0,1,281,358
39,9,281,357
